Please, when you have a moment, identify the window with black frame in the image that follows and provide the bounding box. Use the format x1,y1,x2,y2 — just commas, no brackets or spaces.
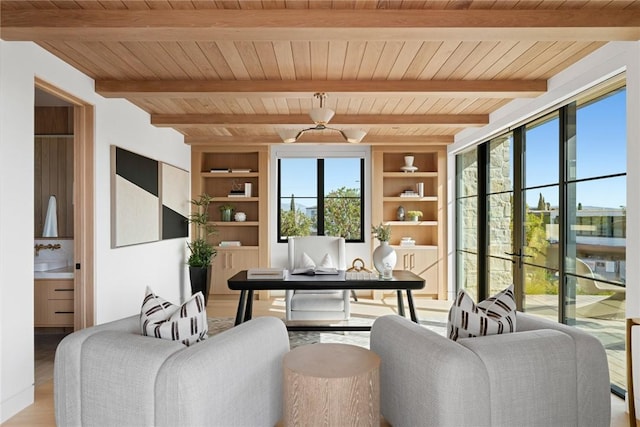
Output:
277,157,364,242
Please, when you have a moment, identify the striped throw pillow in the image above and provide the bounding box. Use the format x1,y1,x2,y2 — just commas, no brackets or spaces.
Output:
447,284,516,341
140,287,208,346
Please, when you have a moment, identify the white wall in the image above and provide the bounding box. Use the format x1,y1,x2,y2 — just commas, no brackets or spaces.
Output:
0,40,190,422
269,144,372,270
448,41,640,407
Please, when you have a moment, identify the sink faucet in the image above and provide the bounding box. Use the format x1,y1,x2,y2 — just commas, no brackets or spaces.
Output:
34,243,61,256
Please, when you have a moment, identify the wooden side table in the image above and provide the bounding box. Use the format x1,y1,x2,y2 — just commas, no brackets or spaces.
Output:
283,343,380,426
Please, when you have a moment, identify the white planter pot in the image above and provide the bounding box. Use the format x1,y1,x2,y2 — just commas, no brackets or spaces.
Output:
373,241,397,277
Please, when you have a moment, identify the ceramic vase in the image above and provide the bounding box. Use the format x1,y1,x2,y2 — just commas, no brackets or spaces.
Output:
372,241,397,277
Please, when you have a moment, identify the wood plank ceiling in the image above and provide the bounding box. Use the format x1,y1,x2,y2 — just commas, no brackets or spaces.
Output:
2,0,640,146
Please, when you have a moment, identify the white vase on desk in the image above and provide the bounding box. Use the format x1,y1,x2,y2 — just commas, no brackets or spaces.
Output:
373,241,397,278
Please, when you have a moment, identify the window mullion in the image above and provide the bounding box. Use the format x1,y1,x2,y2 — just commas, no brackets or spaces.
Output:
317,159,325,235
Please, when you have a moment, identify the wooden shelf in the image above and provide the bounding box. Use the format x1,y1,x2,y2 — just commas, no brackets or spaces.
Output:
383,172,437,178
202,172,259,178
212,197,259,202
391,245,438,250
384,220,438,226
216,245,259,250
383,196,437,202
211,221,259,227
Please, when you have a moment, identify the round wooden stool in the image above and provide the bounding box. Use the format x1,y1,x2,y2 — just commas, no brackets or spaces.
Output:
283,343,380,426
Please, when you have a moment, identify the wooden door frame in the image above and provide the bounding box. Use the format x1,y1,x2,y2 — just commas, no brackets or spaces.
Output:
35,78,95,329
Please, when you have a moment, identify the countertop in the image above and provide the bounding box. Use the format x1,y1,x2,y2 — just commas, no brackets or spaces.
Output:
34,266,74,280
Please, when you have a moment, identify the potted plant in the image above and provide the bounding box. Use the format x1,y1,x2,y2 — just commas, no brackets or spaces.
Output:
187,194,217,304
407,210,423,222
219,203,235,222
371,222,396,278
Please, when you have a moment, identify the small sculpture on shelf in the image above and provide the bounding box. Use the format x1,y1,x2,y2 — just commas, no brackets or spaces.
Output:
396,205,405,221
401,154,418,173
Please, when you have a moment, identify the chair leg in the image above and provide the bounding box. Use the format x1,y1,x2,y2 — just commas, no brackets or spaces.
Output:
351,290,358,302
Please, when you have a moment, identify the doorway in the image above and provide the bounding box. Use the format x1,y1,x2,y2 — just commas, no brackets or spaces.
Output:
33,79,94,383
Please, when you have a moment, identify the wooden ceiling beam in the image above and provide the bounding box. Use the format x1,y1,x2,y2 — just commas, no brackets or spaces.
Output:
2,9,639,41
185,134,454,145
152,113,488,128
97,80,546,98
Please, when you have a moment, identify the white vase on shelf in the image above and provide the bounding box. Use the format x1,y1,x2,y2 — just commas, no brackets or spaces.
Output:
372,241,397,278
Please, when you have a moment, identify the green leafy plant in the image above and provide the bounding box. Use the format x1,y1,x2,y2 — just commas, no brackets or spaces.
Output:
371,222,391,242
187,194,217,267
407,210,423,220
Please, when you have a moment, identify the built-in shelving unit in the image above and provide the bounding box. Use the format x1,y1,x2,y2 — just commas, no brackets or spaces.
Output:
191,146,268,296
372,147,447,299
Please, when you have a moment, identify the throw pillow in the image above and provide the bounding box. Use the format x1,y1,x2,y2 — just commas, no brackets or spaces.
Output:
318,253,335,269
447,284,516,341
140,287,208,346
297,252,317,270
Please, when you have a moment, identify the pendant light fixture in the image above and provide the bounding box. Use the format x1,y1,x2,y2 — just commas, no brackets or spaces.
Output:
278,93,366,143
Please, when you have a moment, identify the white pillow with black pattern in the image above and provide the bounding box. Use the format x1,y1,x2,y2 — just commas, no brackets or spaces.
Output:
140,287,208,346
447,284,516,341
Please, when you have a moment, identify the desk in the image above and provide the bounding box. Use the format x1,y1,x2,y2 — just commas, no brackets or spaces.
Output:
227,270,425,331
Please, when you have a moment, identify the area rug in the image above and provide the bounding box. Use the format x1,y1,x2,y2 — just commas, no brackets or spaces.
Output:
208,317,446,349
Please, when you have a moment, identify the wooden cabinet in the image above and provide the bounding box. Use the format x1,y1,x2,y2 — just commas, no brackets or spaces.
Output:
396,247,439,296
191,146,268,297
211,247,260,295
372,147,447,299
35,279,74,327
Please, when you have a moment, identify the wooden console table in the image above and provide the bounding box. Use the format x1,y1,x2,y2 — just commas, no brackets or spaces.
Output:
227,270,425,331
283,343,380,427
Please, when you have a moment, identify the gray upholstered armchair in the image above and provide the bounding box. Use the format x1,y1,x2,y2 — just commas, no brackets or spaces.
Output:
370,312,611,427
285,236,349,321
54,315,289,427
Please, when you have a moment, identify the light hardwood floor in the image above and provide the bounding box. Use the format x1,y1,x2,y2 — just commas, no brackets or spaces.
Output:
2,295,631,426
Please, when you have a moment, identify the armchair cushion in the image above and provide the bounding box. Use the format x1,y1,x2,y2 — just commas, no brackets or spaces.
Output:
140,287,208,346
447,284,516,340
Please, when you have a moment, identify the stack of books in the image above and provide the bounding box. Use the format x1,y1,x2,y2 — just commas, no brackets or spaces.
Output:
400,237,416,247
231,168,251,173
399,190,419,198
228,190,247,197
210,168,230,173
219,241,241,247
247,268,285,280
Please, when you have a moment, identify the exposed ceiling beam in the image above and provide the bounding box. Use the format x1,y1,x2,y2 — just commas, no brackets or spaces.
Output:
152,114,489,128
2,9,639,41
96,80,546,99
185,134,454,145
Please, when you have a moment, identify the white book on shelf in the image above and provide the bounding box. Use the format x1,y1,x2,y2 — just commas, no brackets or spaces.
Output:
219,241,241,247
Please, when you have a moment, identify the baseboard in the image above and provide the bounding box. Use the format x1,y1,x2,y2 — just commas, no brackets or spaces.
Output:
0,384,34,423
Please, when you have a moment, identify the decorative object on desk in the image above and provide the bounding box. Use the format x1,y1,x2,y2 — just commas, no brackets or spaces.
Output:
244,182,252,197
396,205,405,221
219,204,234,222
407,210,423,222
187,194,217,305
347,258,372,273
416,182,424,197
234,211,246,222
371,222,396,278
247,268,285,280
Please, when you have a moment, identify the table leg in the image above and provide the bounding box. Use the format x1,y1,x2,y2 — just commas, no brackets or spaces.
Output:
234,290,247,326
406,290,419,323
244,290,254,322
396,290,405,317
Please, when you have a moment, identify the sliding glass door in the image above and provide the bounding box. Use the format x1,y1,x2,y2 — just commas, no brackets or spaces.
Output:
455,80,627,393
